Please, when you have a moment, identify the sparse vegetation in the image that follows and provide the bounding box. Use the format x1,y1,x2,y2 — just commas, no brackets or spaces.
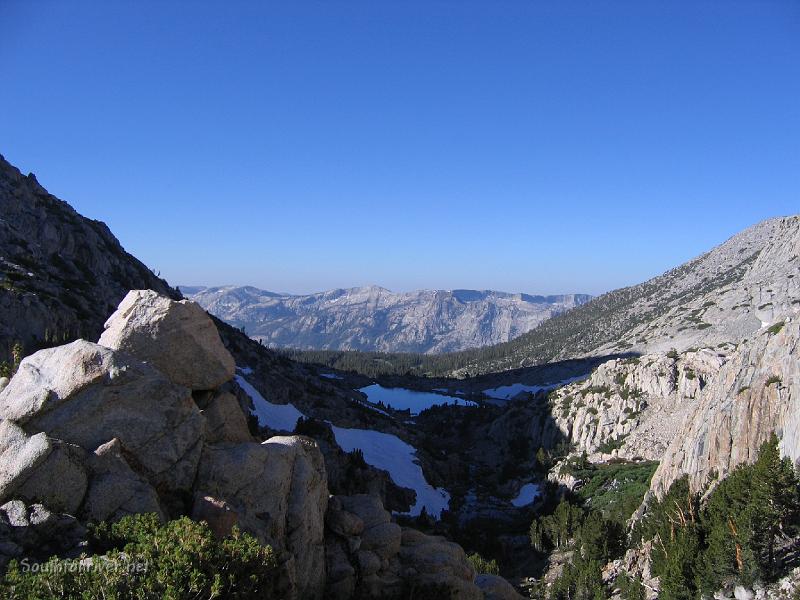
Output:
767,321,785,335
466,552,500,575
0,514,280,599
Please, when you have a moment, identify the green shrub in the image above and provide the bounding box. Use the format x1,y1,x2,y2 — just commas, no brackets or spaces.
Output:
466,552,500,575
596,436,626,455
0,514,280,600
767,321,785,335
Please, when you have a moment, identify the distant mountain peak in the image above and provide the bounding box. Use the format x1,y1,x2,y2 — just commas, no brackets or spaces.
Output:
185,285,592,354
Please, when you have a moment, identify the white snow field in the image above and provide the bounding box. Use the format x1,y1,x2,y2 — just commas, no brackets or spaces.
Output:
483,375,589,400
331,425,451,517
234,374,305,431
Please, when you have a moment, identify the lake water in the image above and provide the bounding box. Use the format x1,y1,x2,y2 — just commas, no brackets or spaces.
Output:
511,482,542,507
359,384,477,415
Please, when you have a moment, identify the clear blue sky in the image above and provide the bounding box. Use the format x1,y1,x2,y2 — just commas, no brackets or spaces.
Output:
1,1,798,295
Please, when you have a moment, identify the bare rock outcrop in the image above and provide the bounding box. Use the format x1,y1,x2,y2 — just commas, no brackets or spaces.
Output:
0,339,205,492
650,318,800,495
199,390,253,444
0,500,87,570
0,155,178,364
0,420,87,514
476,574,527,599
324,493,504,599
194,435,328,599
81,438,166,523
549,349,723,461
99,289,235,390
549,317,800,499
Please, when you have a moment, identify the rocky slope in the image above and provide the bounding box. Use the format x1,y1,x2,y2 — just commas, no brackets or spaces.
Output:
0,154,179,363
185,284,590,354
539,315,799,498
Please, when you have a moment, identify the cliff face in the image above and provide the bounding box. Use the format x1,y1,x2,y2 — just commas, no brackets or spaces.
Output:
547,317,800,498
186,285,591,354
547,349,721,463
649,319,800,495
0,155,178,361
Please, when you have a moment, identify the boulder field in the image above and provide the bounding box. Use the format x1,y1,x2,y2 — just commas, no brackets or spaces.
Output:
0,290,522,599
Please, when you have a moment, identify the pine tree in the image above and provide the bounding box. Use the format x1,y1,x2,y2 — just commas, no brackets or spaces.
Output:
749,434,800,579
659,527,700,600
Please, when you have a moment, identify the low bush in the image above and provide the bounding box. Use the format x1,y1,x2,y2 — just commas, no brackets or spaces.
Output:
0,514,280,600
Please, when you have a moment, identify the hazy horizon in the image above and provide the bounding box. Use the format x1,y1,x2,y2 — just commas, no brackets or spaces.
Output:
178,282,598,297
2,2,798,296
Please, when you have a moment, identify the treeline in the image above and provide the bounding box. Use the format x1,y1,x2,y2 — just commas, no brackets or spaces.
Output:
280,279,674,379
633,434,799,598
529,436,800,599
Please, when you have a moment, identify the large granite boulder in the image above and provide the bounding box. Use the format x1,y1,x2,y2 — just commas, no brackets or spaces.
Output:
98,290,235,390
81,438,165,523
398,528,480,599
194,435,328,599
475,574,527,599
325,493,492,600
0,340,204,492
200,391,253,444
0,420,87,514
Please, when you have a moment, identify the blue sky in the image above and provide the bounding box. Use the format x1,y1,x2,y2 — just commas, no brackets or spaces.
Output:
1,1,798,295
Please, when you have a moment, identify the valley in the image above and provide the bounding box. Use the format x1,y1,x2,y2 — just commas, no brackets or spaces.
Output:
0,154,799,599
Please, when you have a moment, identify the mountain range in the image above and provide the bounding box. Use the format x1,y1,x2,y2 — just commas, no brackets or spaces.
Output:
183,284,591,354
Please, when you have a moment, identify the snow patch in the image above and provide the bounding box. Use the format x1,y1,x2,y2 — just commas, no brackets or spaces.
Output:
235,374,305,432
483,375,589,400
236,373,448,517
331,426,450,517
